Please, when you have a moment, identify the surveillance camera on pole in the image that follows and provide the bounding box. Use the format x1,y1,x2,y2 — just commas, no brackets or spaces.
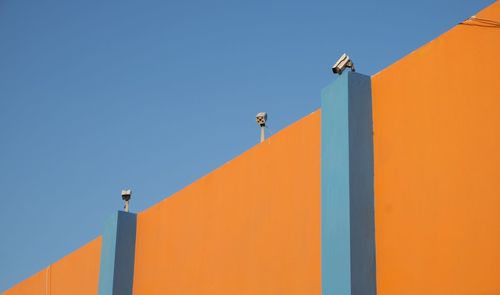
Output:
332,53,355,75
256,112,267,143
121,189,131,212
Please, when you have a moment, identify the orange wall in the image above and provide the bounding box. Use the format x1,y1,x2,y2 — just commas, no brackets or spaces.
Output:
2,238,101,295
5,3,500,294
372,2,500,294
133,111,321,295
50,237,101,295
2,271,45,295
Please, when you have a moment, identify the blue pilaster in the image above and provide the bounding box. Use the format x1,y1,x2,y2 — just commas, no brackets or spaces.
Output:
321,71,376,295
98,211,137,295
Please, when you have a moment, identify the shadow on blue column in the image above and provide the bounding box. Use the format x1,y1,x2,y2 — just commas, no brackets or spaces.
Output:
321,71,376,295
98,211,137,295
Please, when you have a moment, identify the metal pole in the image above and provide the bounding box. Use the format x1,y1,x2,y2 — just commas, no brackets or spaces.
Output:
124,200,129,212
260,126,265,143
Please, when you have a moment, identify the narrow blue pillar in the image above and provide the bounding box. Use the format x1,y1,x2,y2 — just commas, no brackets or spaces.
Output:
321,71,376,295
98,211,137,295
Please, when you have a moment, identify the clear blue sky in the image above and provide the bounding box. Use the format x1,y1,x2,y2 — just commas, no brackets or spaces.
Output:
0,0,494,291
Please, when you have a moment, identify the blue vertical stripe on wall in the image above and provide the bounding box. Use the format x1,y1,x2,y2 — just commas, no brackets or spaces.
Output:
98,211,137,295
321,71,376,295
322,72,351,295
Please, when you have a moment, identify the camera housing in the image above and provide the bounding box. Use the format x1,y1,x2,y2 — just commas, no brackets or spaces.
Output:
256,112,267,127
121,189,132,201
332,53,355,75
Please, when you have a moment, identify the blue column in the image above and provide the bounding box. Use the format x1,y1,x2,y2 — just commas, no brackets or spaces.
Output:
321,71,376,295
98,211,137,295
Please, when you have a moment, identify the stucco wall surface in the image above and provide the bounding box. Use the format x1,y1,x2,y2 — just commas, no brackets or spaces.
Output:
372,2,500,294
132,111,321,295
2,238,101,295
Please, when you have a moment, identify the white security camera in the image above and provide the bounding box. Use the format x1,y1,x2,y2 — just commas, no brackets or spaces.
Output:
121,189,132,201
332,53,355,75
256,112,267,127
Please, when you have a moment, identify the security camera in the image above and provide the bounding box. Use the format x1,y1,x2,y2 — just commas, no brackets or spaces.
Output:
121,189,132,201
256,112,267,127
332,53,355,75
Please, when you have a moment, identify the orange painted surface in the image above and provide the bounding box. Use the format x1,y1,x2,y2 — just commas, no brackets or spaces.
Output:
133,111,321,295
50,237,101,295
2,238,101,295
372,2,500,294
2,271,45,295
